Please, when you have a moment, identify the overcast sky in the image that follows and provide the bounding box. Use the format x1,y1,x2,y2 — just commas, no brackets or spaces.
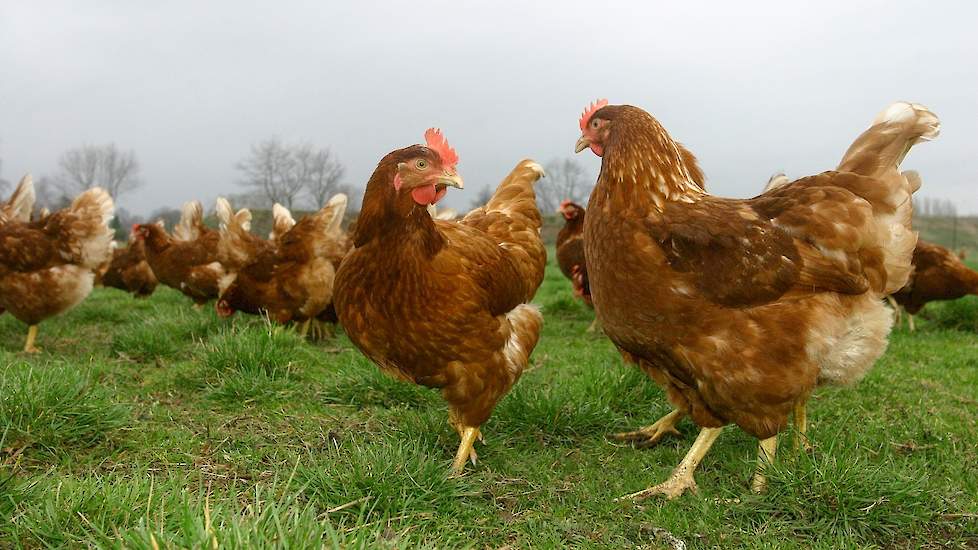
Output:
2,1,976,216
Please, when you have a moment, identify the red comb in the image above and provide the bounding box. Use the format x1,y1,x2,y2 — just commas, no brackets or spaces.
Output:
424,128,458,169
579,99,609,131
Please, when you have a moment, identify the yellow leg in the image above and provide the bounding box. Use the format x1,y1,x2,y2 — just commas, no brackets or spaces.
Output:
586,318,601,333
793,400,812,453
908,314,916,332
751,435,779,493
450,426,481,475
619,426,723,500
610,408,685,448
23,325,40,354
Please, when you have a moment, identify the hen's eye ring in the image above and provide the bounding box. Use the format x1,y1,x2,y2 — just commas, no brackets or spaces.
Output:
416,159,428,169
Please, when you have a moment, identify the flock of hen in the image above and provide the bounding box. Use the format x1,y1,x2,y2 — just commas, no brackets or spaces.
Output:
1,101,975,499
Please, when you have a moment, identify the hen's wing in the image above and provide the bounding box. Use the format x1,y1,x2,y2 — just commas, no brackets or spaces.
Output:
651,184,874,308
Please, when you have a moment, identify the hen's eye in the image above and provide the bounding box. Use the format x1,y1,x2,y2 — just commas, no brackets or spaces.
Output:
416,159,428,170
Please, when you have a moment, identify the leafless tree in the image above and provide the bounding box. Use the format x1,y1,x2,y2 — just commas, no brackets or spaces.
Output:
535,158,591,213
299,145,345,208
235,139,346,210
57,143,142,199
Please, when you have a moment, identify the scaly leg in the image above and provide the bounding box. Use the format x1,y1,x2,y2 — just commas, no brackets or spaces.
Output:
618,426,723,500
451,426,482,475
750,435,779,493
23,325,40,354
793,399,813,453
610,409,685,448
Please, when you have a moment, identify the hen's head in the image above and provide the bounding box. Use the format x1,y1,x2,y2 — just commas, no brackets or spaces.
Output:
575,99,611,156
558,199,584,221
132,223,168,244
390,128,464,207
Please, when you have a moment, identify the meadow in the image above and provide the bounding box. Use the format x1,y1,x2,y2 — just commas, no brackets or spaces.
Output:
0,255,976,549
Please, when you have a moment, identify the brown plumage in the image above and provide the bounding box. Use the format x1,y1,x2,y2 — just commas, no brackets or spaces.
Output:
101,229,158,298
133,201,223,306
215,195,348,329
0,177,115,352
555,200,591,306
334,139,546,475
891,240,978,326
575,101,938,498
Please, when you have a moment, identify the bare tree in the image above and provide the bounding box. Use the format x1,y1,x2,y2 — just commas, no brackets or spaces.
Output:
235,139,345,210
57,143,142,199
536,158,591,213
299,145,345,208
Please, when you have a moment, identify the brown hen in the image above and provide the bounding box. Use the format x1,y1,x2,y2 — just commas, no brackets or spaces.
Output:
0,176,115,352
101,227,159,298
575,100,938,498
215,194,348,337
133,201,223,306
890,240,978,330
335,130,546,474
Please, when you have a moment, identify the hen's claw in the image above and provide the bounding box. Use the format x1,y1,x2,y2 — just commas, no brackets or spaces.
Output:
618,476,698,501
610,409,685,448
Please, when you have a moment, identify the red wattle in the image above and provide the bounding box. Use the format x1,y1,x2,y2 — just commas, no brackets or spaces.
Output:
411,184,447,206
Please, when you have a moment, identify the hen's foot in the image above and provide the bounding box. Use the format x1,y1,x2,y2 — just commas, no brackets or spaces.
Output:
450,426,481,476
610,409,684,448
586,318,602,333
616,427,722,502
619,474,698,501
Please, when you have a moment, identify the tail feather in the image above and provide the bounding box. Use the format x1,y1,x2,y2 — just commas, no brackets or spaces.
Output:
215,197,234,228
269,203,296,241
763,172,791,192
1,174,35,224
173,200,204,241
838,102,939,294
217,203,257,270
461,159,548,301
324,193,348,238
56,187,115,269
502,304,543,380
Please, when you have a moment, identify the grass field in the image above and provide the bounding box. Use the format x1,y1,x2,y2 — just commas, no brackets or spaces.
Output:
1,256,976,549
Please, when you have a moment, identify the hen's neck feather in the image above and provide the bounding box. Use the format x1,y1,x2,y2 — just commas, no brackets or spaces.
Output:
354,162,444,256
596,109,705,212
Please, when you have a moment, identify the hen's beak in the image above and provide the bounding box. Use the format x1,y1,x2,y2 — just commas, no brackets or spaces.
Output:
575,135,589,154
437,172,464,190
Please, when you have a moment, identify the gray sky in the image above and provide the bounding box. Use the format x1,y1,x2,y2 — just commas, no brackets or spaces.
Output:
2,1,976,216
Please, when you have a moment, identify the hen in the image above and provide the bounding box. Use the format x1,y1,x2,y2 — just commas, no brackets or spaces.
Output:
101,225,159,298
133,201,223,306
215,194,348,337
575,100,938,498
556,200,591,308
890,240,978,330
334,129,546,474
0,177,115,352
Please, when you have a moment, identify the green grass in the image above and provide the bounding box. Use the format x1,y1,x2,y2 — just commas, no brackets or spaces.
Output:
0,257,976,549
